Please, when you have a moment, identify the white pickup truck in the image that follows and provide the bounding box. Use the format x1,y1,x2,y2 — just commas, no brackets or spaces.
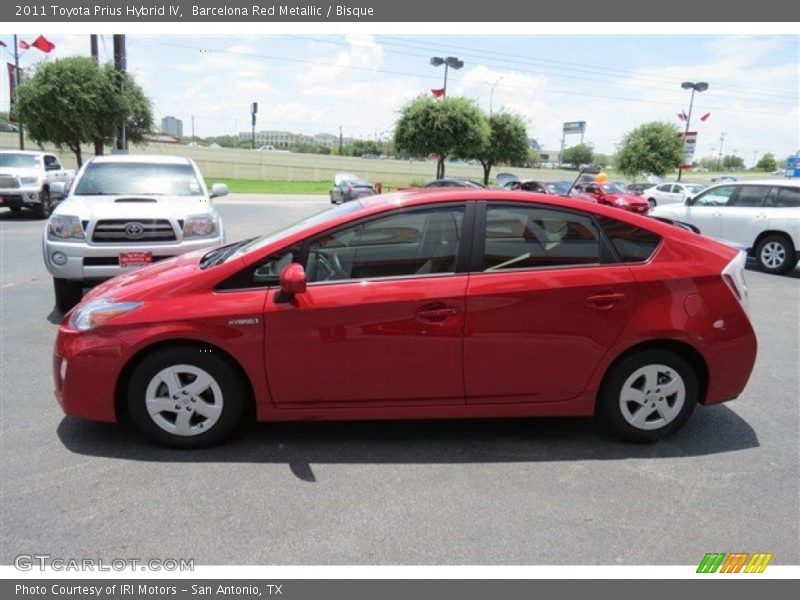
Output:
0,150,74,218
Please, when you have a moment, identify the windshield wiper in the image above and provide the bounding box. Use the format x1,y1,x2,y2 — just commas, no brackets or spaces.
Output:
199,238,256,269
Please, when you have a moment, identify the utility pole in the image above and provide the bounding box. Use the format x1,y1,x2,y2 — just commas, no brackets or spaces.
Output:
753,150,759,168
90,35,104,157
191,115,195,143
338,126,343,154
717,133,726,170
12,35,23,150
250,102,257,149
112,35,127,151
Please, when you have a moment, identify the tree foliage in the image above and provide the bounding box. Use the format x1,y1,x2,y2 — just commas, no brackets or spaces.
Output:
615,121,683,179
560,144,594,168
394,95,489,179
476,111,530,185
14,56,152,166
722,155,745,170
755,152,777,172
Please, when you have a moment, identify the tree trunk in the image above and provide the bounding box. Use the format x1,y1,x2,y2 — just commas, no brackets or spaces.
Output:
437,157,446,180
93,138,103,157
481,161,492,186
72,144,82,168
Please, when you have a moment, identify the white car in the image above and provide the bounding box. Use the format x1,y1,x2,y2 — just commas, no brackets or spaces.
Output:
643,182,706,209
651,179,800,274
0,150,74,218
43,154,227,311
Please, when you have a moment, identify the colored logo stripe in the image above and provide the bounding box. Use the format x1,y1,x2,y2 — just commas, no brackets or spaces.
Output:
720,553,749,573
697,552,773,573
697,553,726,573
744,553,773,573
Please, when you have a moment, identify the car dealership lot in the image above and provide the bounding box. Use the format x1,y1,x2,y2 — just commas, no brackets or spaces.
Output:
1,194,798,565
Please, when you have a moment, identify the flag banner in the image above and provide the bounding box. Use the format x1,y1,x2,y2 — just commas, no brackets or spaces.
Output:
31,35,56,53
431,88,445,98
19,40,29,49
680,131,698,168
700,112,711,121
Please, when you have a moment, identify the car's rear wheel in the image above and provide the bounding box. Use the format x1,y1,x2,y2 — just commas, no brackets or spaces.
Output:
647,198,657,210
33,188,51,219
53,278,83,313
127,346,247,448
755,234,797,275
599,349,698,443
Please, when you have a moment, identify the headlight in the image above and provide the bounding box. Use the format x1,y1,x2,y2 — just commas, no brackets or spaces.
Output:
20,176,40,185
48,215,85,240
614,198,629,206
69,299,143,331
183,214,218,238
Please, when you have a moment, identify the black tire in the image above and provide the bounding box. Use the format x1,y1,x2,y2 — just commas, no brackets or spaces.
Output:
598,349,698,443
127,345,248,448
755,234,797,275
9,206,21,212
647,198,657,210
32,188,51,219
53,278,83,313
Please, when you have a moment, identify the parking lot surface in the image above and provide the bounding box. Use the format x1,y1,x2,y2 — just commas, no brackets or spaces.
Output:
1,194,798,565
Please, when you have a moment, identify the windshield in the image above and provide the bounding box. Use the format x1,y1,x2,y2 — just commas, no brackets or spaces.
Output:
685,185,705,194
229,201,364,261
74,162,204,196
545,182,570,195
601,183,626,194
0,153,40,169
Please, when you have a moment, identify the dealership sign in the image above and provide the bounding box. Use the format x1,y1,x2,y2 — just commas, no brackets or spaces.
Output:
681,131,698,168
563,121,586,134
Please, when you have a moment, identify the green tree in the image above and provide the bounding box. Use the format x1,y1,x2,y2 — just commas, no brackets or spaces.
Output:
14,56,152,166
755,152,777,172
561,144,594,168
394,95,489,179
476,111,529,185
722,155,745,170
615,122,683,179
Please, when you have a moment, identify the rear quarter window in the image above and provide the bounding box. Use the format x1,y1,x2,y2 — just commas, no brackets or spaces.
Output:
597,216,662,263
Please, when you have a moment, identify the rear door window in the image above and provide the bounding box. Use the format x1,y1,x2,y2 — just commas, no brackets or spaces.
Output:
728,186,770,207
692,186,736,206
597,216,662,263
764,187,800,208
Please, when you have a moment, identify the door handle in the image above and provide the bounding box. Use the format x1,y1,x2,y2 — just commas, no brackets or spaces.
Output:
585,292,626,307
712,211,721,218
416,304,460,321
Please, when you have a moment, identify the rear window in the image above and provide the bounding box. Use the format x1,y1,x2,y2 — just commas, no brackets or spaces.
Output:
597,216,661,263
765,187,800,208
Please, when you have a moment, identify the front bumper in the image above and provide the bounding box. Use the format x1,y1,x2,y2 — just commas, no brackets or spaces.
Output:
0,186,42,207
43,233,224,281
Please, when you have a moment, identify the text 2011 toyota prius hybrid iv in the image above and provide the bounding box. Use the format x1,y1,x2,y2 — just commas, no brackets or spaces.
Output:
53,190,757,448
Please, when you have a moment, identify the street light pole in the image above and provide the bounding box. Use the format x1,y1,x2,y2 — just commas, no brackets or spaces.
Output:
489,76,503,115
13,35,23,150
430,56,463,98
677,81,708,182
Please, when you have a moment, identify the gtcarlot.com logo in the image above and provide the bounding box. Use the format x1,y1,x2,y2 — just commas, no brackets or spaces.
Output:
697,552,773,573
14,554,194,572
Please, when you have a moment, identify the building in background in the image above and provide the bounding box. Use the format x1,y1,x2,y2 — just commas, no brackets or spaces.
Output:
239,130,357,148
160,116,183,138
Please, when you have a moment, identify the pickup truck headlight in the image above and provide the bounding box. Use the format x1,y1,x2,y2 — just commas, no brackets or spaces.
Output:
48,215,85,240
183,214,218,238
69,299,143,331
20,176,40,185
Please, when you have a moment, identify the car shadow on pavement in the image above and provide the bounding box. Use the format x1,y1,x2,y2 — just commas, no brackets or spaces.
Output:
57,403,758,481
0,209,45,221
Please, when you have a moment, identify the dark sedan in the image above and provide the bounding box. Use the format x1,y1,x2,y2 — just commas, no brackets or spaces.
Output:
330,174,377,204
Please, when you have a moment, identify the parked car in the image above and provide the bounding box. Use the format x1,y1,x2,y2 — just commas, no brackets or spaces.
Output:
330,173,377,204
54,189,756,448
652,180,800,274
422,178,486,189
711,176,737,183
43,154,227,312
643,182,706,209
625,183,651,196
504,179,597,203
0,150,74,218
0,121,20,132
575,182,650,214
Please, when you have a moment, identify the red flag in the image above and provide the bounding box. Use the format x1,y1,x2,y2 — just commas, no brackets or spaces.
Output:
700,112,711,122
431,88,445,98
0,40,7,48
19,40,30,49
677,113,685,122
31,35,55,53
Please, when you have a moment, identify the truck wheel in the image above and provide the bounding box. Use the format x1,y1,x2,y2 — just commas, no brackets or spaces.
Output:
53,278,83,313
33,188,51,219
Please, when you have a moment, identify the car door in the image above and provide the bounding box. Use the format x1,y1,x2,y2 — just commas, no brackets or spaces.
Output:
463,202,637,403
263,203,470,407
44,155,66,181
683,185,737,238
653,184,673,204
718,185,773,248
583,183,606,204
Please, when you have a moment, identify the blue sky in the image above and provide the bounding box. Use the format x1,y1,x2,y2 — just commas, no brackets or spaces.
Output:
1,34,797,163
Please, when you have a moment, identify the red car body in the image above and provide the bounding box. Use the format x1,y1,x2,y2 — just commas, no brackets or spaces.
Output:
578,182,650,214
53,190,756,445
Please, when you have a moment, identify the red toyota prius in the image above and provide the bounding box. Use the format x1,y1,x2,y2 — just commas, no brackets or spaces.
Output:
54,190,757,448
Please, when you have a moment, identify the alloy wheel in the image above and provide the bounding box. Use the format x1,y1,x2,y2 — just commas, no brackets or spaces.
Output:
618,364,686,431
760,241,786,270
144,364,224,436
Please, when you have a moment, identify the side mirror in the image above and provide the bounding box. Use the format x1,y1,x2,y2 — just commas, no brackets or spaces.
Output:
279,263,307,295
50,182,66,197
210,183,229,198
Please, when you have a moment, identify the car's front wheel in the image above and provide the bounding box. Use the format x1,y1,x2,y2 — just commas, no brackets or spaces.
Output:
647,198,657,210
53,278,83,313
33,188,51,219
599,349,698,443
755,234,797,275
127,346,247,448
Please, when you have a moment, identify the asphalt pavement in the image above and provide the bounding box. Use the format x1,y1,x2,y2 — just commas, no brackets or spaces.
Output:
1,194,798,565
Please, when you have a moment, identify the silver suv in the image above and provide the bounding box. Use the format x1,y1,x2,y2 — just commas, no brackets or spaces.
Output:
43,154,227,311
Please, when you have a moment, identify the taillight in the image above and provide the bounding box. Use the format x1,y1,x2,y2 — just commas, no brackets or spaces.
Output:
722,250,750,314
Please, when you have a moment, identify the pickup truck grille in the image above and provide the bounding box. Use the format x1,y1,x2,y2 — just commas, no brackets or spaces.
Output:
92,219,177,243
0,175,19,189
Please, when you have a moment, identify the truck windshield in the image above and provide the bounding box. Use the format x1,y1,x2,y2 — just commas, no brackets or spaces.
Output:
74,162,205,196
0,153,40,169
